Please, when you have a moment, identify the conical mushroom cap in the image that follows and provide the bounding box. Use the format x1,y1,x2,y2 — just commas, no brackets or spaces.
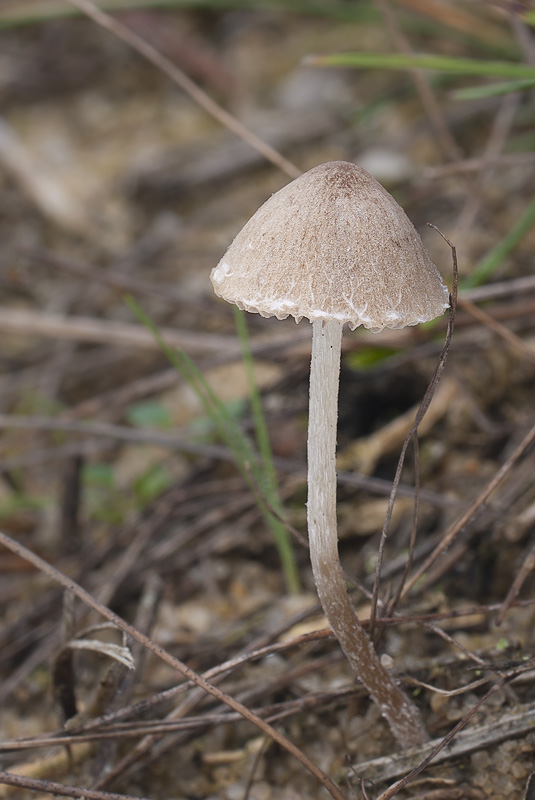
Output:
211,161,450,332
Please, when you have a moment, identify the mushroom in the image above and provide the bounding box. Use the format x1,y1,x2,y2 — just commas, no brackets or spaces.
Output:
211,161,449,746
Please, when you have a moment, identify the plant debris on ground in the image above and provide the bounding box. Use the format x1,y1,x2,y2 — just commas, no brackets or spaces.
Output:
0,2,534,799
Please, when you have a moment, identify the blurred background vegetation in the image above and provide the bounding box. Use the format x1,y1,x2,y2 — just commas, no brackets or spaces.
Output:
0,2,534,799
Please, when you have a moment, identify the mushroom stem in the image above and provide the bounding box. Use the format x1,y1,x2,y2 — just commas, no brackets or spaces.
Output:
307,319,428,747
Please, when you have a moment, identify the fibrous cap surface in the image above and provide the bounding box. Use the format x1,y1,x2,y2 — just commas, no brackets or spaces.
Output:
211,161,450,332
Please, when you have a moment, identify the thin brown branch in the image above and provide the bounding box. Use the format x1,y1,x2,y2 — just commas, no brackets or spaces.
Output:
458,295,535,362
0,772,149,800
385,435,420,619
375,0,463,162
243,461,309,549
22,246,204,309
421,622,487,666
372,675,531,798
402,788,486,799
65,0,301,180
462,274,535,303
0,689,355,753
0,307,240,355
369,227,458,635
496,539,535,625
0,530,347,800
402,420,535,598
0,414,233,462
455,91,520,239
425,151,535,178
0,117,90,235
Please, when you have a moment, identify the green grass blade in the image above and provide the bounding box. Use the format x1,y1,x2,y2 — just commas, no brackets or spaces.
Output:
462,199,535,289
127,298,259,467
453,78,535,100
233,308,278,488
233,307,300,593
305,51,535,80
127,297,300,593
0,0,377,29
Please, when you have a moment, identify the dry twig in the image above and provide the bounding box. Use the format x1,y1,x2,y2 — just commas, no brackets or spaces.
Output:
66,0,301,180
402,420,535,598
0,530,347,800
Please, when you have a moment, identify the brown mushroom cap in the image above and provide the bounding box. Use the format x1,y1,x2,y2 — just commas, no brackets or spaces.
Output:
211,161,449,332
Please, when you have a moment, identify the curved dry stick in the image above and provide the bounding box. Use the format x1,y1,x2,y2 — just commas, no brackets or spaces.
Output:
0,771,146,800
0,530,346,800
370,226,458,632
402,419,535,599
373,672,519,800
66,0,301,181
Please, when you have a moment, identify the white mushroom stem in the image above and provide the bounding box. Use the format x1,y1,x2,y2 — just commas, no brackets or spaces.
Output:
307,319,428,747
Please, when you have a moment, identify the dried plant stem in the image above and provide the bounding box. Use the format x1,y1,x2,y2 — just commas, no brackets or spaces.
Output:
355,690,535,792
0,530,347,800
425,151,535,177
66,0,301,180
307,320,428,747
496,538,535,625
0,771,146,800
402,419,535,598
458,295,535,362
370,226,458,631
0,307,239,355
375,0,463,163
0,117,89,235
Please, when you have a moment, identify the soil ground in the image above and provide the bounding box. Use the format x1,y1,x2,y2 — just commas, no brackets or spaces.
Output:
0,3,534,799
